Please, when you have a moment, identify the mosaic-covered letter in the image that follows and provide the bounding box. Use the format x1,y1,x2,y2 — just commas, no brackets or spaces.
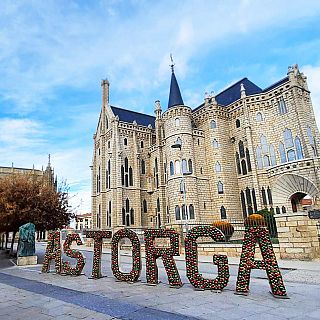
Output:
62,233,86,276
111,228,141,282
144,229,182,287
86,230,112,279
236,226,287,298
42,230,62,274
185,226,230,290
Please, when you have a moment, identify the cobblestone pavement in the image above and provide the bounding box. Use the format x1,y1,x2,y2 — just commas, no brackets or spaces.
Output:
0,247,320,320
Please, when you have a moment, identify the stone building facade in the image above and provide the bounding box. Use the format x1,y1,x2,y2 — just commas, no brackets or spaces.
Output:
0,159,56,189
91,64,320,230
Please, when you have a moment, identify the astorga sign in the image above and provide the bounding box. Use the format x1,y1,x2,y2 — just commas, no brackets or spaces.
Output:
42,226,288,298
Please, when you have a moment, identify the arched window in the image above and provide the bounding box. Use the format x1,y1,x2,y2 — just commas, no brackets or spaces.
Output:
256,146,263,169
175,118,180,127
252,188,257,212
261,187,267,206
269,145,276,166
175,205,181,220
210,120,217,129
295,137,303,159
240,191,247,218
121,165,124,185
276,206,280,214
236,152,241,174
188,159,193,174
176,137,182,145
97,204,101,229
170,161,174,176
241,159,247,175
282,206,286,213
236,119,240,128
246,148,252,172
129,167,133,186
263,155,270,167
278,97,287,114
130,208,134,225
124,138,128,146
106,117,109,129
287,149,296,161
141,141,144,148
212,139,219,148
189,204,195,219
239,140,245,158
246,187,253,214
124,157,128,171
181,204,186,220
220,206,226,219
122,208,125,225
215,161,221,172
143,199,147,213
126,198,130,212
261,135,268,153
182,159,188,173
267,187,273,204
157,198,160,212
179,180,185,194
141,159,146,174
279,142,286,163
307,126,314,145
256,112,263,121
175,160,181,174
108,200,112,227
284,128,293,148
218,181,224,194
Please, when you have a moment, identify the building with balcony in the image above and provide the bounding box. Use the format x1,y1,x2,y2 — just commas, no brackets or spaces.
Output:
75,213,92,231
91,64,320,230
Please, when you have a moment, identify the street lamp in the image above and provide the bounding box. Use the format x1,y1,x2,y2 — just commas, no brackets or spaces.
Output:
171,139,190,233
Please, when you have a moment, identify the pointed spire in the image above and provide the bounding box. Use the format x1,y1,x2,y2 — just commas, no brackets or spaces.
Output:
168,55,184,108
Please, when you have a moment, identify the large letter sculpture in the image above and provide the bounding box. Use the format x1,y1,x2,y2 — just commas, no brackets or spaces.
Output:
111,228,141,282
42,230,62,274
185,226,230,291
144,229,182,287
86,230,112,279
236,226,287,298
62,234,86,276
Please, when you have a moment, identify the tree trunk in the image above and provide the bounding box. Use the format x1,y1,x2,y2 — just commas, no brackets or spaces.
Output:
9,231,17,256
5,231,9,250
0,233,3,249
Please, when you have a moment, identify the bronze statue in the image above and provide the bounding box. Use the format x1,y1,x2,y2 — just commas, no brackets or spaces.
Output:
17,223,36,257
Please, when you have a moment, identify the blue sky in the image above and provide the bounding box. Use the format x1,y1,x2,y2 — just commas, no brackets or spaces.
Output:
1,0,320,213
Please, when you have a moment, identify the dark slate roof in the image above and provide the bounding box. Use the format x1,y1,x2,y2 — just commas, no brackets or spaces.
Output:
262,76,289,92
111,106,155,128
168,71,184,108
215,78,262,106
193,76,291,112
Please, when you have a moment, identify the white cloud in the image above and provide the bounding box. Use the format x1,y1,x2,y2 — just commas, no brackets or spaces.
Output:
0,118,45,147
1,0,320,112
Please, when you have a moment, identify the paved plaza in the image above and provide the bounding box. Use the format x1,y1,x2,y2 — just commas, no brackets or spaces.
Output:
0,244,320,320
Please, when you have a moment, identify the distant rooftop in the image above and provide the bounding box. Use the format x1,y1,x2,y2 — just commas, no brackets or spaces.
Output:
111,106,155,128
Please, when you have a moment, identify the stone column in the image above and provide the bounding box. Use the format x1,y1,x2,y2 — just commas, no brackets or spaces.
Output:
275,212,319,260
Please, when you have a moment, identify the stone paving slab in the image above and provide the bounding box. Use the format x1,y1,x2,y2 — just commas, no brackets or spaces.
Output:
1,248,320,320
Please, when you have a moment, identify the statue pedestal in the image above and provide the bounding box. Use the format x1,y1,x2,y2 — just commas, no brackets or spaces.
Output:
17,256,38,266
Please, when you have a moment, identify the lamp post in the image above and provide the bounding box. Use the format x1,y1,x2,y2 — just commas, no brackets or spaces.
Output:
171,139,190,234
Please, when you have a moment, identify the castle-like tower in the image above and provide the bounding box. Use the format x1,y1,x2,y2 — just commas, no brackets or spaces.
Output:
91,64,320,230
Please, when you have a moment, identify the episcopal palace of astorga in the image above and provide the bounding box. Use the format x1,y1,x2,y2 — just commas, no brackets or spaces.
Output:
91,64,320,230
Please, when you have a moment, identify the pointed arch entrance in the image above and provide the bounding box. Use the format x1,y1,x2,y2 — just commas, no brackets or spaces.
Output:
272,174,319,213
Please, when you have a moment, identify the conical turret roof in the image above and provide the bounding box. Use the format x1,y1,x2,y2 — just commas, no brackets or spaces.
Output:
168,69,184,108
